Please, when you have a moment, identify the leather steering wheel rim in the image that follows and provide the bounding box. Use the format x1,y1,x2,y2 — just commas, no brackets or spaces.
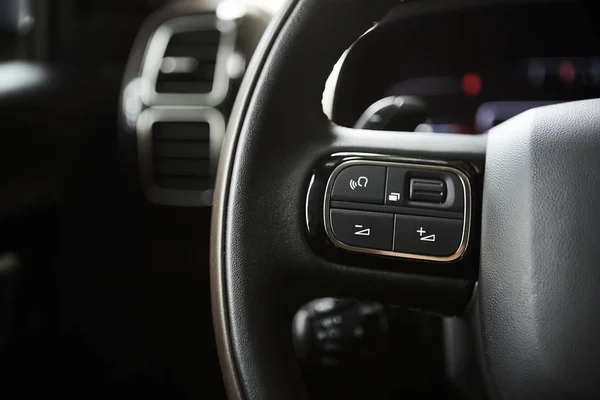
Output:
211,0,600,399
211,2,403,398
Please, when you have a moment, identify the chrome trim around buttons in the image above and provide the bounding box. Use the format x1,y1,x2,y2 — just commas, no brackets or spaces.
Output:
140,13,237,107
323,159,472,262
137,106,225,207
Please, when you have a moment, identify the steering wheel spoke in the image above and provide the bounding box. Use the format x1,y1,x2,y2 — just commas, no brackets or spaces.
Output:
330,124,488,163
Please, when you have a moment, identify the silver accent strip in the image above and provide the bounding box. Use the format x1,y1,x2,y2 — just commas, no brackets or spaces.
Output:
137,106,226,207
323,159,472,263
140,14,236,107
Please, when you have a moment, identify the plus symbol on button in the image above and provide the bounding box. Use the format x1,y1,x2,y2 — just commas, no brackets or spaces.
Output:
417,227,426,236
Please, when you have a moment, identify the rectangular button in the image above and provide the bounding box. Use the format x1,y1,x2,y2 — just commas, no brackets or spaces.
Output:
394,214,463,257
331,165,386,204
330,209,393,251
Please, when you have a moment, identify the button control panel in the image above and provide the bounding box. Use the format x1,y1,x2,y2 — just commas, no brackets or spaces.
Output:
324,160,471,262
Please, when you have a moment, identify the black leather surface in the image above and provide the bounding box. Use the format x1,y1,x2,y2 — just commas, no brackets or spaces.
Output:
480,99,600,399
220,2,399,398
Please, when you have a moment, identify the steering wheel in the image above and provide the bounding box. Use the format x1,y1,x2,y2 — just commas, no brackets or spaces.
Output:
210,0,600,399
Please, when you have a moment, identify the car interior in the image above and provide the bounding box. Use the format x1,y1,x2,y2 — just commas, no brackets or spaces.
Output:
1,0,599,399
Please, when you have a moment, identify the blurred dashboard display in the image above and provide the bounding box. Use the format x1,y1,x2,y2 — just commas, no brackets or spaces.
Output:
385,58,600,134
333,1,600,135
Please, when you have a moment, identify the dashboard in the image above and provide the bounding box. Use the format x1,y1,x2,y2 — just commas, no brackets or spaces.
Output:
331,0,600,134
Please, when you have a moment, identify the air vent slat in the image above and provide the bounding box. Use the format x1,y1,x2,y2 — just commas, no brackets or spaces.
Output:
156,81,214,94
169,29,220,45
155,24,221,94
155,176,212,191
164,44,219,61
153,122,210,140
158,62,216,82
154,159,211,177
153,142,210,158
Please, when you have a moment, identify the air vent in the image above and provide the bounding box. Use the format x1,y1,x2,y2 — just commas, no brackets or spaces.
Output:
156,28,221,94
137,107,225,206
130,12,235,206
139,13,236,106
152,121,213,190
